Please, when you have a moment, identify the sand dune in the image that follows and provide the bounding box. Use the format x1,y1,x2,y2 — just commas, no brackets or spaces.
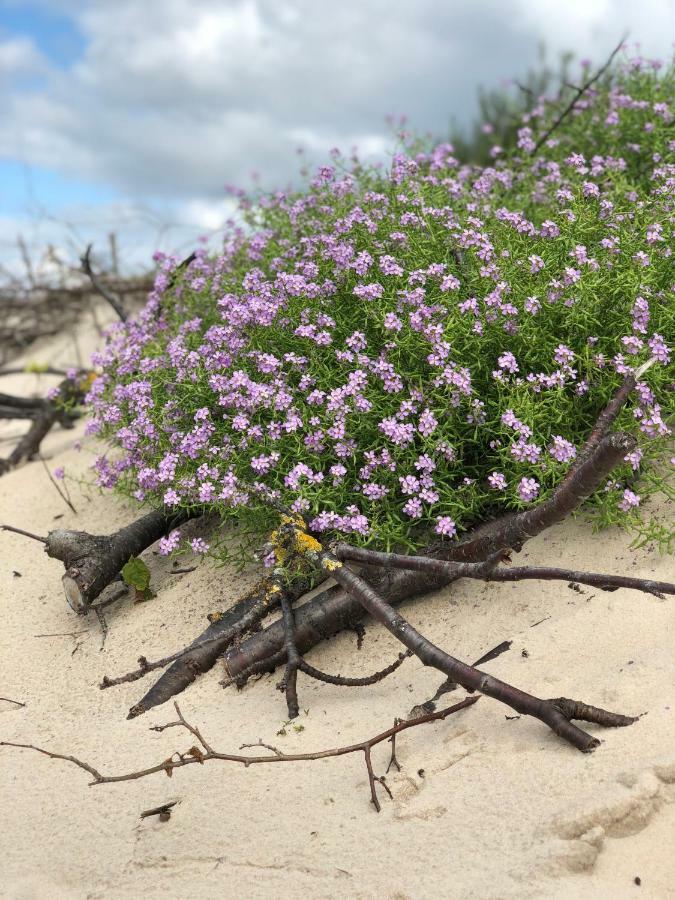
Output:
1,318,673,900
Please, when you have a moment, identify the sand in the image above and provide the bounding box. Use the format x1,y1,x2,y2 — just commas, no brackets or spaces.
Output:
1,316,673,900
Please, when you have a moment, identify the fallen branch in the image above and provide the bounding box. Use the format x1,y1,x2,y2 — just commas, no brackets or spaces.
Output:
119,570,314,718
333,546,674,599
0,375,90,476
0,696,26,707
0,697,479,812
304,540,637,752
2,508,199,612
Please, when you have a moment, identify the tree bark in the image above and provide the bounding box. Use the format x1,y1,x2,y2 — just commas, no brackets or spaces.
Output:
45,508,196,612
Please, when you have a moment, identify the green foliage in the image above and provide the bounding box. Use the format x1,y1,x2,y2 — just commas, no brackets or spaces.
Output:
89,54,674,563
121,557,155,602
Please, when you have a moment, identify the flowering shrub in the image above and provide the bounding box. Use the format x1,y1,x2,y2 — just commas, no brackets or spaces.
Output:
87,54,674,561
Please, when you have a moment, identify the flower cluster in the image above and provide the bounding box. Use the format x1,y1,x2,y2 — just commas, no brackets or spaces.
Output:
88,53,674,559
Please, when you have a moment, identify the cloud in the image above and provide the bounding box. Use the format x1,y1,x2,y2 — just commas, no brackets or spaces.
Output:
0,34,49,78
1,0,673,270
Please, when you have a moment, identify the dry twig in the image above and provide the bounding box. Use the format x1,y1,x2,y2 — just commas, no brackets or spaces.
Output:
1,697,478,811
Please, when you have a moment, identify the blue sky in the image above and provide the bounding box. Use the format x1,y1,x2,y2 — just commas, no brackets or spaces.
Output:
0,0,673,279
0,1,85,68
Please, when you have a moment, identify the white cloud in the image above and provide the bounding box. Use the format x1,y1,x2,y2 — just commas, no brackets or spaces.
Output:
2,0,673,270
0,35,48,78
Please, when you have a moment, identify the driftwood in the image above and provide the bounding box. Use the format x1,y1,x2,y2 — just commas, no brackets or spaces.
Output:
0,376,89,476
222,432,638,681
2,508,198,612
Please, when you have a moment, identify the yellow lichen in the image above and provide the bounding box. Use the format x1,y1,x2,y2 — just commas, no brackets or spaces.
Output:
293,530,322,555
321,557,343,571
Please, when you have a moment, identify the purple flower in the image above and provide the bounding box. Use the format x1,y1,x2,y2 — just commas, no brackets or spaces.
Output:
53,466,65,480
190,538,210,554
488,472,507,490
199,481,216,502
440,274,460,291
418,409,438,437
582,181,600,198
159,530,180,555
353,282,384,301
517,477,540,502
618,489,640,512
624,448,643,470
511,440,541,464
548,436,577,463
524,295,541,315
553,344,575,366
379,417,415,447
403,497,423,518
379,255,404,276
648,333,670,364
497,351,519,374
540,220,560,238
434,516,457,537
399,474,420,495
362,482,389,501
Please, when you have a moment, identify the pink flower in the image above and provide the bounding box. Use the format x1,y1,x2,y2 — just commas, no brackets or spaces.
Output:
418,409,438,437
548,436,577,463
434,516,457,537
517,477,540,502
624,448,643,471
190,538,210,554
403,497,423,518
619,489,640,512
159,530,180,555
488,472,507,490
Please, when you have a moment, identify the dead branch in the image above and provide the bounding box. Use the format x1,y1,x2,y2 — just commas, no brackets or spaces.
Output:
332,546,674,599
80,244,127,322
224,431,638,684
0,696,26,707
140,801,178,821
0,697,478,811
2,508,198,612
121,569,318,719
0,374,90,476
307,542,636,752
532,35,626,153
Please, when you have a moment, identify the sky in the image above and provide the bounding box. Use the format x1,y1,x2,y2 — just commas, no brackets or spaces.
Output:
0,0,673,281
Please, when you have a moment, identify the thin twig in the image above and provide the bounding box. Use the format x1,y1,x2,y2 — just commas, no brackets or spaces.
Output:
332,546,674,599
1,524,47,544
0,697,479,812
532,35,627,152
81,245,127,322
38,454,77,514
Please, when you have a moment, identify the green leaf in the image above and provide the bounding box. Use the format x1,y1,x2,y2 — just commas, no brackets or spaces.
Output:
122,557,152,593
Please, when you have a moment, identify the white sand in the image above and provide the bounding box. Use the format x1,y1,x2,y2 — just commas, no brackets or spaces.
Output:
1,319,673,900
